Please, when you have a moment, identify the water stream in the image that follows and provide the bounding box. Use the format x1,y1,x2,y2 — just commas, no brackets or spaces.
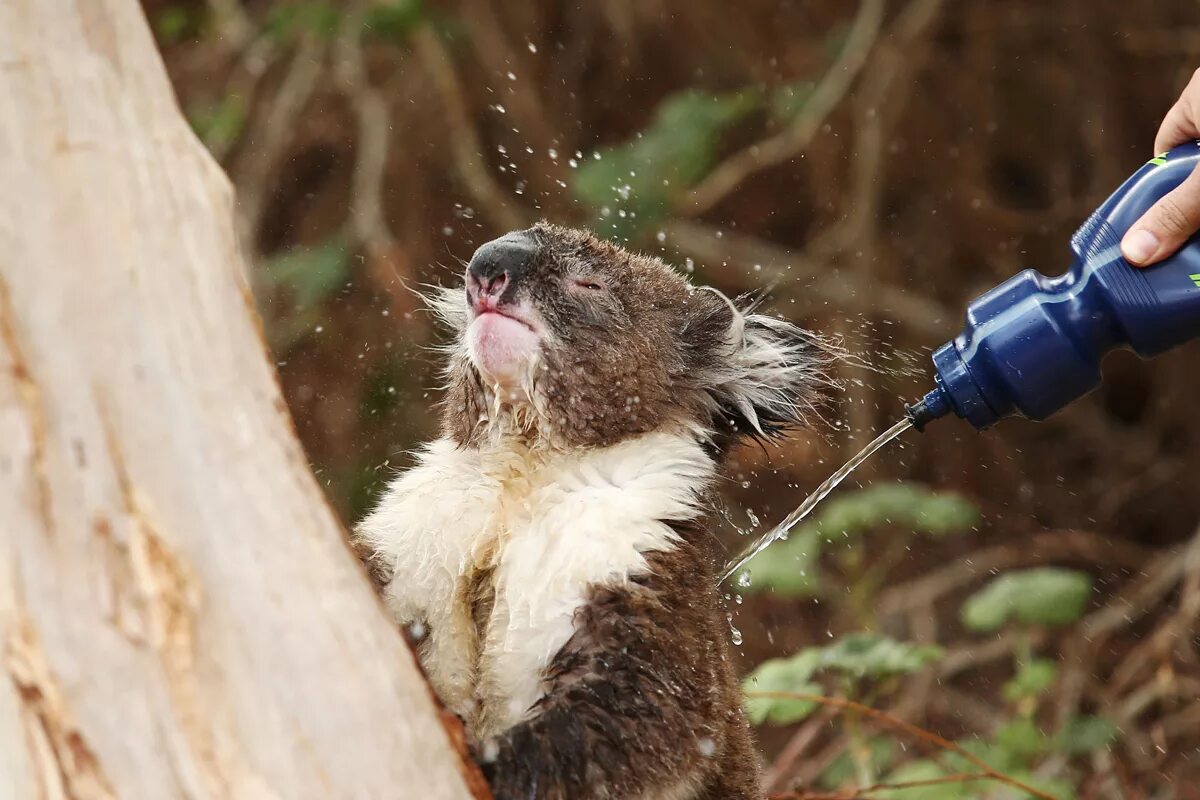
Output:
720,417,914,584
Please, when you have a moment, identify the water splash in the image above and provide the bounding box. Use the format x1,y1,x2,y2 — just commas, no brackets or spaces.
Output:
720,417,914,584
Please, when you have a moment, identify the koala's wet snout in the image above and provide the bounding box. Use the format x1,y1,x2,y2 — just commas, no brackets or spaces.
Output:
466,229,538,306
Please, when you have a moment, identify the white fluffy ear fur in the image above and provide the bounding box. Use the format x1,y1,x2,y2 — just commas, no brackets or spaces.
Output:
426,284,470,334
697,289,842,438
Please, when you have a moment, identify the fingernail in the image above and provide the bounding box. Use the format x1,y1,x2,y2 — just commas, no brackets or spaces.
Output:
1121,229,1160,265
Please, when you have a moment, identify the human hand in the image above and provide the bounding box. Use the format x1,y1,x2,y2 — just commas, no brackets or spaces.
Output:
1121,69,1200,267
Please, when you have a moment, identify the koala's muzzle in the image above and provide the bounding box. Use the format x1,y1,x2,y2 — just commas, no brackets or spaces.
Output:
467,230,538,303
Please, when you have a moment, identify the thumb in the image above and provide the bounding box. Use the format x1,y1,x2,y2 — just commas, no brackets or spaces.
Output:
1121,163,1200,267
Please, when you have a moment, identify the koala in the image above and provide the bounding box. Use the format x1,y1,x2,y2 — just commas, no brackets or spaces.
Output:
354,223,837,800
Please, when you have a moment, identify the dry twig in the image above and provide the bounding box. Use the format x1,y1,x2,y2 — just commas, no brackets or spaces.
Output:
233,35,326,248
765,705,840,793
770,771,995,800
414,27,525,231
663,220,952,336
747,691,1060,800
680,0,886,217
877,529,1157,615
335,7,397,255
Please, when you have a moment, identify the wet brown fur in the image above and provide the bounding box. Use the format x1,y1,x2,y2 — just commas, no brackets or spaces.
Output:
383,223,839,799
480,528,761,800
439,223,832,452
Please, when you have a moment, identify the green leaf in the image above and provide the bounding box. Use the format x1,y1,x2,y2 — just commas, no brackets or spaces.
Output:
1055,714,1117,755
156,6,197,44
742,653,822,725
573,89,760,239
267,1,342,43
994,717,1049,763
942,737,1022,776
257,237,351,352
819,737,894,790
188,96,247,153
811,633,943,681
961,568,1094,632
740,484,978,596
743,634,940,727
260,237,351,310
739,527,821,597
893,734,1077,799
812,483,979,541
363,0,425,42
876,760,970,800
991,773,1075,800
1003,658,1058,702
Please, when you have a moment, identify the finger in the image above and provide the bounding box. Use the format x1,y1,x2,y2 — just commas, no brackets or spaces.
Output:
1121,162,1200,266
1154,70,1200,154
1153,101,1198,155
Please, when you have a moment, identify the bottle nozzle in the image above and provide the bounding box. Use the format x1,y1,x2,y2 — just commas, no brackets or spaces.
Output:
905,387,952,432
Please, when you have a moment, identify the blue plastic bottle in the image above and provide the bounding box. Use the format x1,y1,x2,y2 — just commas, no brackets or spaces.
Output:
907,141,1200,431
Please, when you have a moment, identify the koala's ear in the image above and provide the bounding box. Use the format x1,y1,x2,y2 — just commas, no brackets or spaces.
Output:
683,288,841,440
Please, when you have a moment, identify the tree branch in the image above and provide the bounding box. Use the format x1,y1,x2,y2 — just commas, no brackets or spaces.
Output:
0,2,477,796
663,219,953,337
414,27,526,231
679,0,886,217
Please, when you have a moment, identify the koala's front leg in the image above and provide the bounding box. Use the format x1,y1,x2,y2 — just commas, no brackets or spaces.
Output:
478,565,744,800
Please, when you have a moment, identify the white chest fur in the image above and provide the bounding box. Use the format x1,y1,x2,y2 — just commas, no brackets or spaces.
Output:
355,431,715,740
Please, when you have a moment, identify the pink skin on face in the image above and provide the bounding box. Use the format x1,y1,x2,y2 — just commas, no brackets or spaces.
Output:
465,270,541,390
468,309,540,389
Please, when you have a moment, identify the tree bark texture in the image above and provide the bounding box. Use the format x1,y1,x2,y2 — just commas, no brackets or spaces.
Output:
0,2,477,798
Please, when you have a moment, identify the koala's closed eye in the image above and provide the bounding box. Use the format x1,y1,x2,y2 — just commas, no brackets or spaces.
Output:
570,277,606,291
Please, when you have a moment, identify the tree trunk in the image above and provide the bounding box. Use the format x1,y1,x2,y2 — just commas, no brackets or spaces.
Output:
0,2,478,798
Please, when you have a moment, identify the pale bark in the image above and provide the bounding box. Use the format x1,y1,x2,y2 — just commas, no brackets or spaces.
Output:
0,3,475,799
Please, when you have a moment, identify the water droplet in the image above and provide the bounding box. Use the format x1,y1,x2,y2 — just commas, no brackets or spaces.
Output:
730,627,743,646
736,571,752,589
697,737,716,757
527,42,538,53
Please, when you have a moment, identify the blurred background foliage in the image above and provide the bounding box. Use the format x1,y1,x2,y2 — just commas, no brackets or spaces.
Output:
147,0,1200,795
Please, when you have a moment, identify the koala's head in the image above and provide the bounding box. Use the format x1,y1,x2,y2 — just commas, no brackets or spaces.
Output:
433,223,839,451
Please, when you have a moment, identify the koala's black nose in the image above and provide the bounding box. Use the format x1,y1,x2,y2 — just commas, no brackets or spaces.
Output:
467,230,538,298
